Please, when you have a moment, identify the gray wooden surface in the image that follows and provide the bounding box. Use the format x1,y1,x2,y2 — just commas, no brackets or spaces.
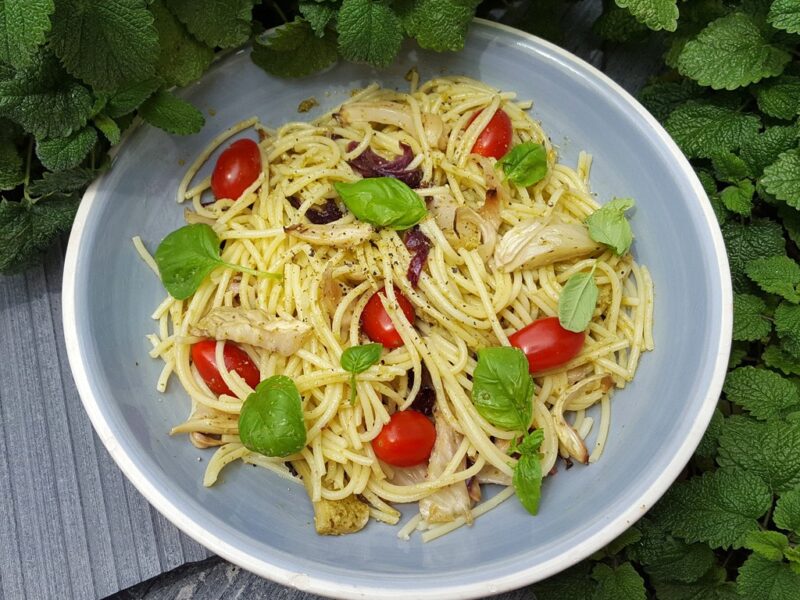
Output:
0,3,663,598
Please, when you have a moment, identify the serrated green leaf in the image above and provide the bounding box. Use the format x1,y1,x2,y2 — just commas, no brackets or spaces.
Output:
299,1,337,37
722,218,786,292
337,0,402,67
724,367,800,419
746,255,800,302
593,5,649,42
0,52,92,139
737,554,800,599
604,526,642,556
0,0,54,68
653,566,739,600
531,562,596,600
730,342,749,368
0,196,79,274
775,302,800,359
695,167,718,196
591,562,646,600
164,0,257,49
638,79,702,122
763,150,800,209
678,12,790,90
397,0,480,52
35,126,97,171
741,125,799,177
627,518,716,583
50,0,159,91
712,153,753,183
769,0,800,33
665,102,761,159
720,180,754,216
755,76,800,120
744,530,791,561
251,19,337,78
718,418,800,492
0,138,23,190
105,78,161,118
614,0,678,31
651,469,772,549
138,90,203,135
763,345,800,376
778,203,800,247
93,114,120,145
27,167,101,197
774,487,800,534
733,294,772,341
696,408,725,459
150,0,213,87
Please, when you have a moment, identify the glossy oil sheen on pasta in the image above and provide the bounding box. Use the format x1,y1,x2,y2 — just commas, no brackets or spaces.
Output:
136,75,654,542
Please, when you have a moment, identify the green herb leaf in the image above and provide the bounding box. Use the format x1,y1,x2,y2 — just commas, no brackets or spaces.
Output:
769,0,800,33
696,408,725,459
0,196,80,274
35,126,97,171
737,554,800,599
717,418,800,492
754,75,800,120
740,125,799,177
299,1,337,37
397,0,481,52
341,343,382,405
724,367,800,420
745,255,800,302
763,345,800,376
733,293,772,342
677,12,790,90
614,0,678,31
638,80,702,122
627,518,716,583
763,149,800,209
585,197,635,255
720,180,754,216
0,138,23,191
558,270,599,333
164,0,257,49
0,0,54,68
471,346,533,432
0,52,93,139
50,0,159,91
335,177,426,230
651,468,772,549
743,530,790,561
251,18,338,78
604,526,643,556
512,429,544,515
652,566,739,600
593,5,649,42
497,141,548,187
665,102,761,159
105,78,162,118
722,218,786,292
774,487,800,534
27,167,101,197
238,375,307,457
776,302,800,360
93,114,121,146
151,0,214,88
154,223,280,300
591,562,647,600
139,90,204,135
712,153,752,183
337,0,402,67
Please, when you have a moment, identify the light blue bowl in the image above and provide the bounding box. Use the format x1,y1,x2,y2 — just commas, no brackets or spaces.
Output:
63,20,731,599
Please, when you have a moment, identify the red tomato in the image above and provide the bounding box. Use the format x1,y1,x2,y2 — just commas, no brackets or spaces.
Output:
361,286,415,349
191,340,261,396
210,139,262,200
469,109,513,159
509,316,585,373
373,410,436,467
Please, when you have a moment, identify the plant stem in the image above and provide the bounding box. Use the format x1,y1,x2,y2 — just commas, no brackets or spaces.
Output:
22,138,33,205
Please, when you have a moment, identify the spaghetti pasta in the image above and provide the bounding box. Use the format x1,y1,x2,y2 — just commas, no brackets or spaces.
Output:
138,76,654,540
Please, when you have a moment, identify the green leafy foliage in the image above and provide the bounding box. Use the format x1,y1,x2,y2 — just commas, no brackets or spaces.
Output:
512,429,545,515
164,0,258,49
591,562,646,600
334,177,426,229
769,0,800,33
150,0,214,87
743,530,790,561
733,293,771,341
471,346,533,432
614,0,678,32
737,554,800,599
774,487,800,534
664,103,761,158
251,19,338,78
238,375,307,457
746,255,800,302
724,366,800,419
677,12,790,90
340,342,382,405
337,0,402,67
720,179,754,215
0,138,23,190
763,149,800,208
741,125,799,176
585,197,636,254
497,141,548,186
755,76,800,120
35,127,98,172
0,0,54,68
722,218,786,291
398,0,481,52
558,270,599,332
138,90,205,135
775,301,800,359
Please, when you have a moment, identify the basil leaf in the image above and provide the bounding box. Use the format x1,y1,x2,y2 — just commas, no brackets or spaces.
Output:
154,223,281,300
471,347,534,432
497,141,548,186
558,270,599,333
334,177,427,230
238,375,307,457
341,343,382,405
513,429,545,515
585,197,636,255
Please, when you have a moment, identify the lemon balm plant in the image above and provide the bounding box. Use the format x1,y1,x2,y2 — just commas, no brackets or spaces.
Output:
2,0,800,597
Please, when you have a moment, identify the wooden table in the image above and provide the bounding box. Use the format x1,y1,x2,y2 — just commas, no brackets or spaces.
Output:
0,4,663,597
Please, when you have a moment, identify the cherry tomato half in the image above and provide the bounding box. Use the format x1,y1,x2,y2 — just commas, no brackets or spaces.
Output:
373,410,436,467
469,109,513,159
211,138,262,200
191,340,261,396
361,286,415,349
509,316,585,373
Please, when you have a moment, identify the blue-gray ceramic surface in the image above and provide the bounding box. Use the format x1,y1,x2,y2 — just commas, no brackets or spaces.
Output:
64,20,731,599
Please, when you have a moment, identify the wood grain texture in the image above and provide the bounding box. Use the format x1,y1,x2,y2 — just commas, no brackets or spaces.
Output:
0,3,662,598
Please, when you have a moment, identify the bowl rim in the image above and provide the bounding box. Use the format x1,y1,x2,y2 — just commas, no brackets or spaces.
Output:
62,18,732,600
